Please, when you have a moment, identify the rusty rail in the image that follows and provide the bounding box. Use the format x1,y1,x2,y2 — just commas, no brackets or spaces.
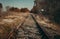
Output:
7,15,29,39
30,14,50,39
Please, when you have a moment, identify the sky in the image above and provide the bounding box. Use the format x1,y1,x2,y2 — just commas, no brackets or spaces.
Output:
0,0,34,10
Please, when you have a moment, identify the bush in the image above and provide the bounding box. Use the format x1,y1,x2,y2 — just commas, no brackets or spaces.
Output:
20,8,30,12
7,7,20,12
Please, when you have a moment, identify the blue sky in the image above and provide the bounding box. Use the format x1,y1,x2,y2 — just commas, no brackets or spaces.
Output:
0,0,34,10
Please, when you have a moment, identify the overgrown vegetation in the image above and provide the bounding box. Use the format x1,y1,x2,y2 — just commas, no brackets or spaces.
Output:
31,0,60,24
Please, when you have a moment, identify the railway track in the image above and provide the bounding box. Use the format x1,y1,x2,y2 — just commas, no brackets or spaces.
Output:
7,14,50,39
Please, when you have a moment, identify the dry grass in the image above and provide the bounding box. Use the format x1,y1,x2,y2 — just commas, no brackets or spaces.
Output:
0,12,29,39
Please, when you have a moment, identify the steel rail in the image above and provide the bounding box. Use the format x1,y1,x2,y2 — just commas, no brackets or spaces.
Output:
7,15,29,39
30,14,50,39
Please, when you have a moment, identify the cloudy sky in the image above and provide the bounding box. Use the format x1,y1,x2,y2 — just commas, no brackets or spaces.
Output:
0,0,34,10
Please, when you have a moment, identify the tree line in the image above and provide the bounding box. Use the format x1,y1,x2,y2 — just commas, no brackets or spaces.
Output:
0,3,30,13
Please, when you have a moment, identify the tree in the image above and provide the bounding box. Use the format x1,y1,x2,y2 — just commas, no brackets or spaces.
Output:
47,0,60,24
33,0,60,24
0,3,3,13
20,8,30,12
7,7,20,12
0,3,2,8
30,6,38,13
